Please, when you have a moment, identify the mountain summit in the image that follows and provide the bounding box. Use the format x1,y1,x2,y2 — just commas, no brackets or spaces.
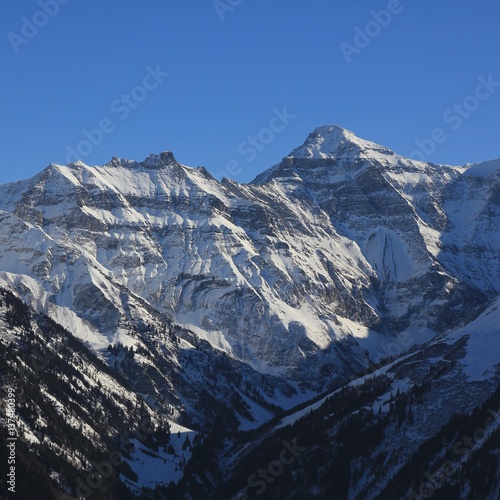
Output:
0,124,497,386
288,125,391,159
252,125,401,185
0,125,499,498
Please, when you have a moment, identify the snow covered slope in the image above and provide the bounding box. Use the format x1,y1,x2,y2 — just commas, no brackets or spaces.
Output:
1,125,499,499
0,126,497,391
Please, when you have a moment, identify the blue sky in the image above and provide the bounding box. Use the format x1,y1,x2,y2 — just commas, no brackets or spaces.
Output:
1,0,500,184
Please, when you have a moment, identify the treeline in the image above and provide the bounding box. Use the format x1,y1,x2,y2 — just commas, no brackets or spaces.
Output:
0,286,171,499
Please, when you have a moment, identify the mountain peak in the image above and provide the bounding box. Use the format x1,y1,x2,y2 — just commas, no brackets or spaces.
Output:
141,151,178,169
106,151,179,170
252,125,395,184
289,125,389,159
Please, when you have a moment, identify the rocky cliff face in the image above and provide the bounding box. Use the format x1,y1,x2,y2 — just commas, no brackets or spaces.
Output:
1,125,499,498
0,126,496,390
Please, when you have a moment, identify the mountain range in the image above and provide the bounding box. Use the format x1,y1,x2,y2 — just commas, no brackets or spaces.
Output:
0,125,499,499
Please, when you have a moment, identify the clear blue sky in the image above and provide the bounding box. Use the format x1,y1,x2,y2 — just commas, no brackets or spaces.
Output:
1,0,500,184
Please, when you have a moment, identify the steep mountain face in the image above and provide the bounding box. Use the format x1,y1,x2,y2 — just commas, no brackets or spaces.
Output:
0,150,368,386
0,126,494,389
0,286,196,499
0,125,499,498
213,303,500,499
0,285,300,498
253,127,489,333
1,287,499,499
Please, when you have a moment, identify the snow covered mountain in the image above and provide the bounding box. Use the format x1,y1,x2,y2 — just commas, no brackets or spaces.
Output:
1,125,499,498
0,126,495,383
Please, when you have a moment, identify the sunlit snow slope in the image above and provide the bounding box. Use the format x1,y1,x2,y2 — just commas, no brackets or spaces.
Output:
0,126,498,389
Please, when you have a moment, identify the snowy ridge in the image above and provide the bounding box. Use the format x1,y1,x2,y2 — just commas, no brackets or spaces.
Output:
289,125,392,159
0,126,497,389
1,125,499,498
